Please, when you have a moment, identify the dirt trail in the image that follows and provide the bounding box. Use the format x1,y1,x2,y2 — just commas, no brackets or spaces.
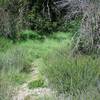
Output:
12,60,52,100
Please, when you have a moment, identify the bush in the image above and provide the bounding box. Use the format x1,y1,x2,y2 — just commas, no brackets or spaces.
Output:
27,13,58,36
59,17,81,33
41,48,100,94
18,30,41,40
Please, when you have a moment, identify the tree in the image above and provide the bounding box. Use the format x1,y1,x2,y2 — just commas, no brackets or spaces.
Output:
75,0,100,54
0,0,28,39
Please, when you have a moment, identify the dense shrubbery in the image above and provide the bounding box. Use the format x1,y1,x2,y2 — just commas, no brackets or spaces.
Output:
18,30,41,40
0,0,82,39
27,14,58,35
59,17,81,33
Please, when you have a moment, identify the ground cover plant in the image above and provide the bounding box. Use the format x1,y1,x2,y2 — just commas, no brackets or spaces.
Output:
0,31,72,100
41,49,100,94
0,0,100,99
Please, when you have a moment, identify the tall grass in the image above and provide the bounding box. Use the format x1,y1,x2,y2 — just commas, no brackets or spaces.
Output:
35,90,100,100
0,45,31,100
0,31,71,100
0,37,13,52
0,46,31,73
41,46,100,95
0,76,14,100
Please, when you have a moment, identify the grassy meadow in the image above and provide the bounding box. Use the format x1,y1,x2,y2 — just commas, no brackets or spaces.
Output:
0,31,71,99
1,0,100,99
0,31,100,100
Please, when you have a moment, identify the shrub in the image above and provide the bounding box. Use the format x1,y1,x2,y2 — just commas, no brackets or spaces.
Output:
59,17,81,33
41,48,100,94
27,13,58,36
18,30,41,40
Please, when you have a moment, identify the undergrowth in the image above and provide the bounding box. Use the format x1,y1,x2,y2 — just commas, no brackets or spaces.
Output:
41,46,100,95
0,31,71,100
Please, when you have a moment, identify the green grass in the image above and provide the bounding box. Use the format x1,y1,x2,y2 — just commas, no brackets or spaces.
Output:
1,31,100,99
41,47,100,94
9,73,30,85
18,30,41,40
28,79,44,89
0,37,13,52
30,91,100,100
0,31,71,99
0,46,31,73
0,32,71,73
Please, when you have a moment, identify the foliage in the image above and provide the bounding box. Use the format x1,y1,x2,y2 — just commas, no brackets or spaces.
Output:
33,90,100,100
0,0,81,38
18,30,41,40
28,79,44,89
75,0,100,54
0,31,70,72
27,9,58,35
9,73,30,85
0,77,14,100
59,17,81,33
0,0,100,99
41,47,100,94
0,0,29,39
27,5,81,36
0,46,31,73
0,31,70,78
0,37,13,52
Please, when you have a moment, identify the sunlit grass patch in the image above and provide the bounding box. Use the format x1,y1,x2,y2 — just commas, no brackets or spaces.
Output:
28,79,44,89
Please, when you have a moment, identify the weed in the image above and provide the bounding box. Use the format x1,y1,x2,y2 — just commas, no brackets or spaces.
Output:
41,48,100,94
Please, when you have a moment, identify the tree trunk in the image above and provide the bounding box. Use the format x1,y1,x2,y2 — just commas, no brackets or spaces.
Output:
76,0,100,54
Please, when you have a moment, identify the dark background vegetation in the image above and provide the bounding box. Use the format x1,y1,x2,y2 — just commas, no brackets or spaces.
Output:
0,0,81,39
0,0,100,100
